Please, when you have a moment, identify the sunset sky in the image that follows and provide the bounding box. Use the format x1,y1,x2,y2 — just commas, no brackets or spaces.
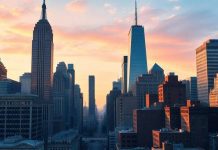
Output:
0,0,218,110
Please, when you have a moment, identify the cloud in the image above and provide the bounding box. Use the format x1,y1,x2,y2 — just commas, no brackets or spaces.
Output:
66,0,88,13
104,3,117,15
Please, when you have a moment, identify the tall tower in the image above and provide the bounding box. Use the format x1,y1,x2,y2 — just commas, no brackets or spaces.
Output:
128,0,148,92
122,56,128,94
89,75,95,117
31,0,54,101
196,40,218,105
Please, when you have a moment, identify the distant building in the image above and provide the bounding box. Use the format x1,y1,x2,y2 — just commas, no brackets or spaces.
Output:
53,62,72,133
116,95,138,128
136,63,164,108
121,56,128,94
128,0,148,92
209,74,218,107
67,64,75,128
20,73,31,94
133,108,165,147
0,136,44,150
180,106,208,149
164,106,181,130
74,84,83,133
0,79,21,94
113,78,122,91
0,94,42,139
196,39,218,105
89,75,95,117
106,88,121,132
48,129,80,150
152,128,190,148
0,60,7,80
182,77,198,101
158,73,186,106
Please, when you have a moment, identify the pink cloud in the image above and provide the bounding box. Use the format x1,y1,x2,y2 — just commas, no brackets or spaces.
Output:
66,0,88,13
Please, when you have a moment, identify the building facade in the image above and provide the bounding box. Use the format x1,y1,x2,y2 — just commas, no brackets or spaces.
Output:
158,73,186,106
0,79,21,94
74,84,83,133
196,39,218,105
0,95,42,139
89,75,95,117
31,0,53,102
53,62,73,133
106,88,121,132
20,73,31,94
128,1,148,92
209,74,218,107
121,56,128,94
116,95,138,128
136,63,164,108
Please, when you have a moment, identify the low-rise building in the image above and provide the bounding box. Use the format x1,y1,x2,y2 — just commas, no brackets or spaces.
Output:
48,129,80,150
152,128,190,148
0,136,44,150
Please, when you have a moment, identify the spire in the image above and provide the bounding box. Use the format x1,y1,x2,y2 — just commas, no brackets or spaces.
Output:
135,0,138,25
41,0,47,20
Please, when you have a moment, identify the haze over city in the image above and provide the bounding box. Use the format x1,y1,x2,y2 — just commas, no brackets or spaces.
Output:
1,0,218,110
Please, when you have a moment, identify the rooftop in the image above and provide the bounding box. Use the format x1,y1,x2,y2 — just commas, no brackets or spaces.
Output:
0,136,43,148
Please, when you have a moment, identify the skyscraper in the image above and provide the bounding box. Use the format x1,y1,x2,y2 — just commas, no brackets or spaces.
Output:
122,56,128,94
128,0,148,92
53,62,72,133
196,40,218,105
67,64,75,128
89,75,95,117
31,0,53,102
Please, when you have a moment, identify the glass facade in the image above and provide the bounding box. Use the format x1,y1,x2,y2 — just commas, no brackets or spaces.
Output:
128,25,148,92
196,40,218,105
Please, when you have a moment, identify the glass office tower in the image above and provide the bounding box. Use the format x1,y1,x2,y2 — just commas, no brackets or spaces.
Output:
196,40,218,105
128,1,148,92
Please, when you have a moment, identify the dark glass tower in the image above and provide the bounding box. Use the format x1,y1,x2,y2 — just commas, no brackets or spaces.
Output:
89,75,95,117
128,0,148,92
31,0,54,101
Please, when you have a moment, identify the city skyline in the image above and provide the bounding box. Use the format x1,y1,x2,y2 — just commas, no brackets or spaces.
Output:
1,0,218,110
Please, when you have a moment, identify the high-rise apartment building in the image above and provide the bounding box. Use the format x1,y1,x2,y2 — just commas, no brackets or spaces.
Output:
128,1,148,92
31,0,53,102
196,39,218,105
121,56,128,94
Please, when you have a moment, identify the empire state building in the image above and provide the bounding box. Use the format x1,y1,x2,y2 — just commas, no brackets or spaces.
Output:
31,0,54,101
